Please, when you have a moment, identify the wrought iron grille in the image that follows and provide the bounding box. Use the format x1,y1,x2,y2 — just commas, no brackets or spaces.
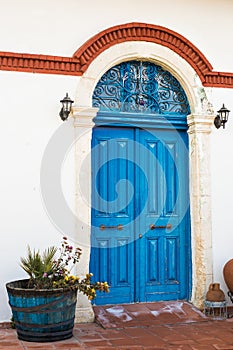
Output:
92,61,190,115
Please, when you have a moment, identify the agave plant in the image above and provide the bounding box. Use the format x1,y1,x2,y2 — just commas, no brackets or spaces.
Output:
19,237,110,299
20,246,58,288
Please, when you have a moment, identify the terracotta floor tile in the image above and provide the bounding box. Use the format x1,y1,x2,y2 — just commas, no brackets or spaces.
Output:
143,347,167,350
118,347,144,350
0,341,25,348
153,329,187,342
75,333,103,341
122,327,152,338
2,302,233,349
54,342,82,348
0,347,24,350
93,347,120,350
191,346,218,350
168,346,193,350
109,337,139,347
122,304,150,312
81,339,112,347
20,344,56,350
135,335,166,347
102,329,130,340
192,344,216,350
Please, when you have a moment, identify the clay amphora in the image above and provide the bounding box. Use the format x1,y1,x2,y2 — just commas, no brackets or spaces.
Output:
206,283,225,302
223,258,233,292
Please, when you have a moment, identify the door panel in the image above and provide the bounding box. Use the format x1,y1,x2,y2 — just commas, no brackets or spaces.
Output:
91,126,190,304
91,127,135,304
138,129,189,302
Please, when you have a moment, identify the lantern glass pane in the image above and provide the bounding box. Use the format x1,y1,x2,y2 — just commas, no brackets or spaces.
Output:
222,111,226,121
64,101,69,112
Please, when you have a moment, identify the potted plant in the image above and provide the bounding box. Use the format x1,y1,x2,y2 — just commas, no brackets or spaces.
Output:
6,237,109,342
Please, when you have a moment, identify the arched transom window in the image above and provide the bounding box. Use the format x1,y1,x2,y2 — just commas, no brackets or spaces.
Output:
92,61,190,115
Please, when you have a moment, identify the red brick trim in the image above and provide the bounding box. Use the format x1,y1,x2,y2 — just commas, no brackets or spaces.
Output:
0,22,233,88
0,51,82,76
74,22,213,83
204,71,233,88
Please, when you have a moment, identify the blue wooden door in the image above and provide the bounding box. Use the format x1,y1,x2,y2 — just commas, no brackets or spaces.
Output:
90,126,190,304
91,127,136,304
137,129,190,302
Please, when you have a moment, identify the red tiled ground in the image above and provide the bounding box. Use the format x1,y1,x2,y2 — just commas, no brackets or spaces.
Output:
1,302,233,349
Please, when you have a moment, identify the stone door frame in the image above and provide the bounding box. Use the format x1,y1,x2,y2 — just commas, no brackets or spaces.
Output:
72,41,215,321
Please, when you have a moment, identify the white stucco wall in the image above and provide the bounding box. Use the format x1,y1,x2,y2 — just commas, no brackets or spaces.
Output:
0,0,233,321
0,72,79,321
211,88,233,300
1,0,233,73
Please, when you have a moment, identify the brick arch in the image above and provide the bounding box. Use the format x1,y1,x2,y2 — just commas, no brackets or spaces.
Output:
0,22,233,88
73,22,212,84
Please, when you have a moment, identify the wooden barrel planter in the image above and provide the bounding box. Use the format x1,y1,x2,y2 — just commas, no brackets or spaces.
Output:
6,279,77,342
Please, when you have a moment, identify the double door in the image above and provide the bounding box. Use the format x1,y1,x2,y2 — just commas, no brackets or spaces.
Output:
90,126,190,304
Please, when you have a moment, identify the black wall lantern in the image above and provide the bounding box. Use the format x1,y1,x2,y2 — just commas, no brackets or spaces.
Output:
214,104,230,129
59,93,74,121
